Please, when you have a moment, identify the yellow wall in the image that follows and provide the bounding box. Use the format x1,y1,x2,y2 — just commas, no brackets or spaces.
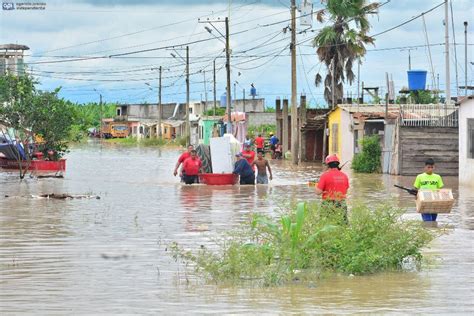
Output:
327,107,342,157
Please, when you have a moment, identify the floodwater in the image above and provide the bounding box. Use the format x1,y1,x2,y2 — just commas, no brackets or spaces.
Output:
0,141,473,314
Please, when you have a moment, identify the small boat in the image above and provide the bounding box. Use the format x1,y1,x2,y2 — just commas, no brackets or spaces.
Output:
0,157,66,172
198,173,238,185
0,143,66,172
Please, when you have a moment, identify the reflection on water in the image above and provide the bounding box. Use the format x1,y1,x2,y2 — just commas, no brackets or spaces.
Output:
0,141,473,314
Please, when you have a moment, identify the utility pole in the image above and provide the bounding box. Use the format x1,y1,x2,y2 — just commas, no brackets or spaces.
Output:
450,0,459,97
290,0,298,165
158,66,162,139
408,49,412,70
186,45,190,146
99,93,103,139
444,0,451,105
243,89,246,113
225,17,232,134
213,59,217,116
357,59,361,103
465,21,469,97
203,70,208,113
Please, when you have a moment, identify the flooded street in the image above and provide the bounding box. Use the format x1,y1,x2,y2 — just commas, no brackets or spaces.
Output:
1,142,473,314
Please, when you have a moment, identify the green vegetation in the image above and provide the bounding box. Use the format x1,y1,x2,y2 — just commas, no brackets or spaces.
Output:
264,107,276,113
203,107,225,116
171,201,436,286
105,136,186,147
247,124,276,138
352,135,382,173
71,103,116,134
0,74,76,178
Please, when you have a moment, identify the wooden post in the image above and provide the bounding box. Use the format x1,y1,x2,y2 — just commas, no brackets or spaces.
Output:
275,98,281,142
299,94,306,163
282,99,289,154
321,119,327,163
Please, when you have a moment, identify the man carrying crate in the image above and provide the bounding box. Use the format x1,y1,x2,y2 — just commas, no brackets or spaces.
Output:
414,158,444,222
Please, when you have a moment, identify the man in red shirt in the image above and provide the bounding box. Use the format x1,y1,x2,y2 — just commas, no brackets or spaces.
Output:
241,143,255,165
173,145,194,178
181,150,202,184
315,154,350,222
254,134,265,154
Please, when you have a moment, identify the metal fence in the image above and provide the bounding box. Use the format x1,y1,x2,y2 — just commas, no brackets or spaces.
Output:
399,104,459,127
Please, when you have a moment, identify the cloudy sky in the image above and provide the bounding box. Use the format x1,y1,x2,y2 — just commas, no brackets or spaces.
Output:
0,0,472,106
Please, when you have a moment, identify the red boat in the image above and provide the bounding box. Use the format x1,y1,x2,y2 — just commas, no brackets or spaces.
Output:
198,173,238,185
0,157,66,172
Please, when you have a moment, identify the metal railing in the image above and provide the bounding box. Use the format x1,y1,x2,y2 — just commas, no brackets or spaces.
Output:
400,104,458,127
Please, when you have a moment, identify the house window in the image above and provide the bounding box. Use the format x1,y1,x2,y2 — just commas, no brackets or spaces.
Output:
116,108,121,116
164,127,168,134
468,119,474,159
133,126,137,134
139,126,144,134
331,123,338,153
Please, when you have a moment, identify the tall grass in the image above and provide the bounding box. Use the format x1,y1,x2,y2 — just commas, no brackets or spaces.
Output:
104,136,185,147
171,201,437,286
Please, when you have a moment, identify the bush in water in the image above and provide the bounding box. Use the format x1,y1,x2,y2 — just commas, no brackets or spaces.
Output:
171,202,437,286
352,135,382,173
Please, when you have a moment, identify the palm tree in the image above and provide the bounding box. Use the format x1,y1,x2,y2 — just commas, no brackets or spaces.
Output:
313,0,379,106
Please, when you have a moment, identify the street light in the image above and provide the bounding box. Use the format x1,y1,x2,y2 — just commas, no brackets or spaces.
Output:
93,88,103,138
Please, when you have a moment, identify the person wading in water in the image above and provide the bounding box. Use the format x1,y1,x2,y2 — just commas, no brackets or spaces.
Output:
315,154,350,222
173,145,194,180
252,151,273,184
181,150,202,185
413,158,444,222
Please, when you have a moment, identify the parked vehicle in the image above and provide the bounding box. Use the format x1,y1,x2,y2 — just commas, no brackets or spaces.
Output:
101,122,129,138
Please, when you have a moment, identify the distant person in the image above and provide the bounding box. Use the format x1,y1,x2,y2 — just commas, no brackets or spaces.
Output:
243,134,252,147
269,132,279,159
173,145,194,178
254,134,265,154
274,142,282,159
233,153,255,185
241,143,256,165
413,158,444,222
252,151,273,184
250,83,257,99
315,154,350,222
181,150,202,185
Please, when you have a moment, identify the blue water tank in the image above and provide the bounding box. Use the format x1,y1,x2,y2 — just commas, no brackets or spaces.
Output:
220,92,231,108
407,70,427,91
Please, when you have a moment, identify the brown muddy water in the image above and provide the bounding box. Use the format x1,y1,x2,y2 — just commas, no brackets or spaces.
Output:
1,141,473,314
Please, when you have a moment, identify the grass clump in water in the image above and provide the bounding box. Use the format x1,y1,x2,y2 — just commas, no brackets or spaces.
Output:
104,136,185,147
171,202,437,286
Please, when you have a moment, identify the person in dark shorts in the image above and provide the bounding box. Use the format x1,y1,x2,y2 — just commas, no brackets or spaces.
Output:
181,150,202,184
254,134,265,154
233,153,255,185
252,151,273,184
173,145,194,179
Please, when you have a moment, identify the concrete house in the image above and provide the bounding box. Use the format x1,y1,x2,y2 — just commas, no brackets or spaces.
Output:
326,105,398,164
458,96,474,186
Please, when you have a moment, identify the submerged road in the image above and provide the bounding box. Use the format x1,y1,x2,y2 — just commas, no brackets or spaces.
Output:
0,141,473,314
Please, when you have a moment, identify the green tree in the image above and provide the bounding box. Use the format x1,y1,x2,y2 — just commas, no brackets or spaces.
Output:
0,74,75,178
313,0,379,104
